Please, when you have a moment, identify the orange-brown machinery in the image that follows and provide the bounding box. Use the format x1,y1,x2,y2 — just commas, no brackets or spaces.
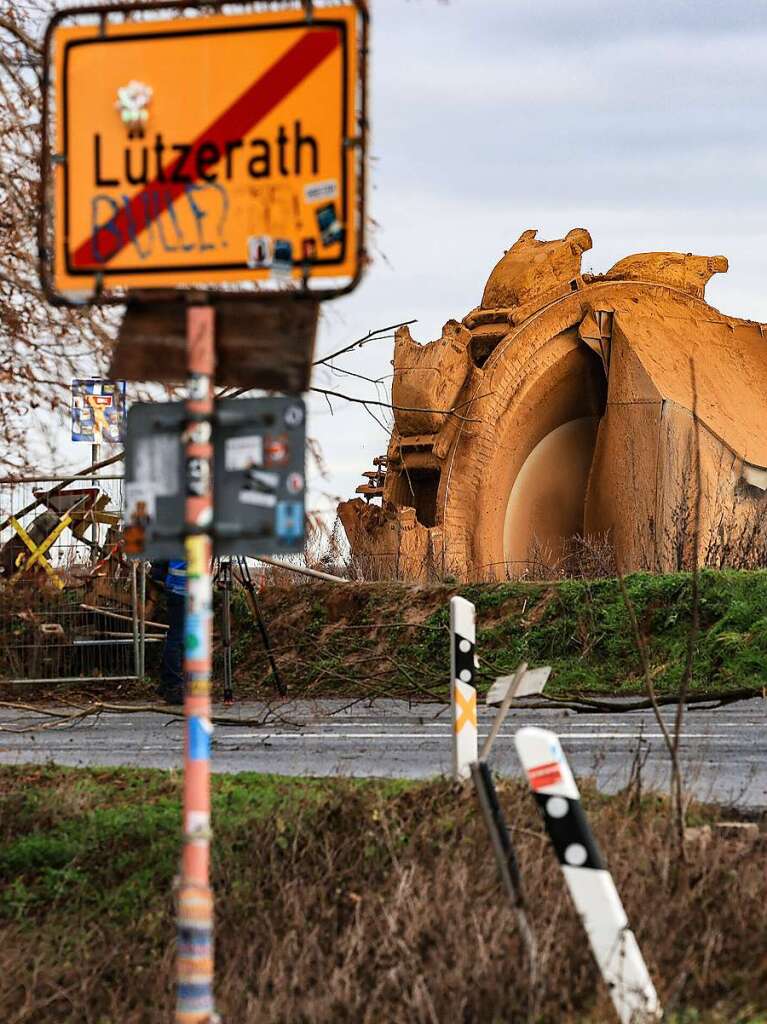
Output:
338,228,767,580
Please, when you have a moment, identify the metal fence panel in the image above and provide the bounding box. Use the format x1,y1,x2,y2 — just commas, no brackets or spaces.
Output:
0,474,151,685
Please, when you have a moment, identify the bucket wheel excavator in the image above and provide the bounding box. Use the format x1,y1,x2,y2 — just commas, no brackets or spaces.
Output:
338,228,767,581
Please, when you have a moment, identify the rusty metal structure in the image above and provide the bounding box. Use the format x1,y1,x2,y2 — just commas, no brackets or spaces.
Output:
339,228,767,580
0,457,156,684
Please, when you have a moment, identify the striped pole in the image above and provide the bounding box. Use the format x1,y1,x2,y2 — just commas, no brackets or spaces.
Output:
449,596,477,781
176,304,218,1024
515,727,661,1023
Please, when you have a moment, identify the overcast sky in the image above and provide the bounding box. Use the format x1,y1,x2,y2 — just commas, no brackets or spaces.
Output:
304,0,767,517
45,0,767,523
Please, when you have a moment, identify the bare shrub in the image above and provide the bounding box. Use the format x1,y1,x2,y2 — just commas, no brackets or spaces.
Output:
519,532,617,581
0,775,763,1022
701,497,767,570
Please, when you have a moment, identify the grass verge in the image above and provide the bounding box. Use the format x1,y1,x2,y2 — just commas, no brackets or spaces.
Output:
0,765,765,1022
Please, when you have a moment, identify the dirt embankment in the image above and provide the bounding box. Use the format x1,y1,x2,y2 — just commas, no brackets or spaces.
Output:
231,570,767,702
3,569,767,703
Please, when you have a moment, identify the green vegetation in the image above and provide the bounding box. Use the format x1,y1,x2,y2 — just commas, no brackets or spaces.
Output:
230,570,767,700
0,768,406,924
462,569,767,696
0,766,764,1022
3,569,766,703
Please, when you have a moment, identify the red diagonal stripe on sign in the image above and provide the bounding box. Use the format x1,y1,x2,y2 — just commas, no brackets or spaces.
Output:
527,761,563,791
71,28,340,268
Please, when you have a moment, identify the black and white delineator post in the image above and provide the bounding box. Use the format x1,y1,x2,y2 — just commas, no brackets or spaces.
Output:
449,596,478,781
515,727,662,1024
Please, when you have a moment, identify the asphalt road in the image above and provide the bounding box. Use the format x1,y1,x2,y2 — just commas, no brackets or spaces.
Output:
0,698,764,809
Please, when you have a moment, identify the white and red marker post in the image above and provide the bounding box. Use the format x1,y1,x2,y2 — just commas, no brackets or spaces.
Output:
176,304,218,1024
515,727,662,1024
450,596,478,781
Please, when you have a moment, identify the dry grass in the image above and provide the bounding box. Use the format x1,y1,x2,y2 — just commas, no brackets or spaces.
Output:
520,532,618,581
0,768,765,1023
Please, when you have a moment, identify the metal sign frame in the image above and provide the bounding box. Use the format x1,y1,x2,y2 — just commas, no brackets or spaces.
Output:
39,0,369,307
123,395,307,559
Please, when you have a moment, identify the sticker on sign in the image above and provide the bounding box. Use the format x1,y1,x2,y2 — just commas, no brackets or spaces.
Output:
124,481,157,520
134,435,180,496
71,378,126,443
304,179,338,203
239,468,279,508
44,2,367,302
225,435,264,471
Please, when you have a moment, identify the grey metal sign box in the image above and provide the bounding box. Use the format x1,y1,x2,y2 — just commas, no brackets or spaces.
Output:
124,396,306,559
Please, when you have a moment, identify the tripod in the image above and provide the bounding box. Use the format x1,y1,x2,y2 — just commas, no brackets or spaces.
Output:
214,556,286,700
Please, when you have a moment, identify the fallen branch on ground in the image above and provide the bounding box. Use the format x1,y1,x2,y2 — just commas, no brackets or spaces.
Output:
0,700,281,732
0,684,762,735
509,687,765,714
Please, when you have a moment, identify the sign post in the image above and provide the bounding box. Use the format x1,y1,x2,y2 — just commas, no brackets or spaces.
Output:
176,304,217,1024
449,595,478,781
515,727,662,1023
41,5,368,1019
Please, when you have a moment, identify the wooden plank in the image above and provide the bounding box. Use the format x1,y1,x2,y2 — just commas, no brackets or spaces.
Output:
110,297,319,391
81,603,169,631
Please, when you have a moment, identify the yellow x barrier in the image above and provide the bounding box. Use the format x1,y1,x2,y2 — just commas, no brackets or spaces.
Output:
8,514,73,589
454,686,477,734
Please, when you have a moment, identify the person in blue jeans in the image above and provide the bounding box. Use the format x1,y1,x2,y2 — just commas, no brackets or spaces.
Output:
150,560,186,705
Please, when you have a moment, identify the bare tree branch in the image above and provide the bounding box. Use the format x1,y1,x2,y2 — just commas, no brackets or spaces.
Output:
310,386,487,423
312,320,416,368
0,2,117,471
0,14,43,56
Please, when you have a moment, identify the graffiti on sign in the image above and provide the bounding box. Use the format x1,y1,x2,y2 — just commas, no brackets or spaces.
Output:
46,4,366,298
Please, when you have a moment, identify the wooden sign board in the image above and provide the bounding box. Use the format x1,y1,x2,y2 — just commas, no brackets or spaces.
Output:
41,2,367,305
109,296,318,390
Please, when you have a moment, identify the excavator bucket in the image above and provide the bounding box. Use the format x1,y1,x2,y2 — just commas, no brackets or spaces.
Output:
338,229,767,581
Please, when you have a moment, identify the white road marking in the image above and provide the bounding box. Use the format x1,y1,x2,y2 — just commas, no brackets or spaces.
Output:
215,731,736,742
222,718,760,731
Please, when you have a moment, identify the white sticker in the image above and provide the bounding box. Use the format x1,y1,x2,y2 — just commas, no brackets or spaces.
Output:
239,489,277,508
124,481,156,519
186,810,210,836
284,404,304,428
187,420,211,444
248,469,279,489
134,435,179,496
187,375,208,401
239,468,278,507
247,234,272,268
225,435,264,471
304,179,338,204
286,472,304,495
